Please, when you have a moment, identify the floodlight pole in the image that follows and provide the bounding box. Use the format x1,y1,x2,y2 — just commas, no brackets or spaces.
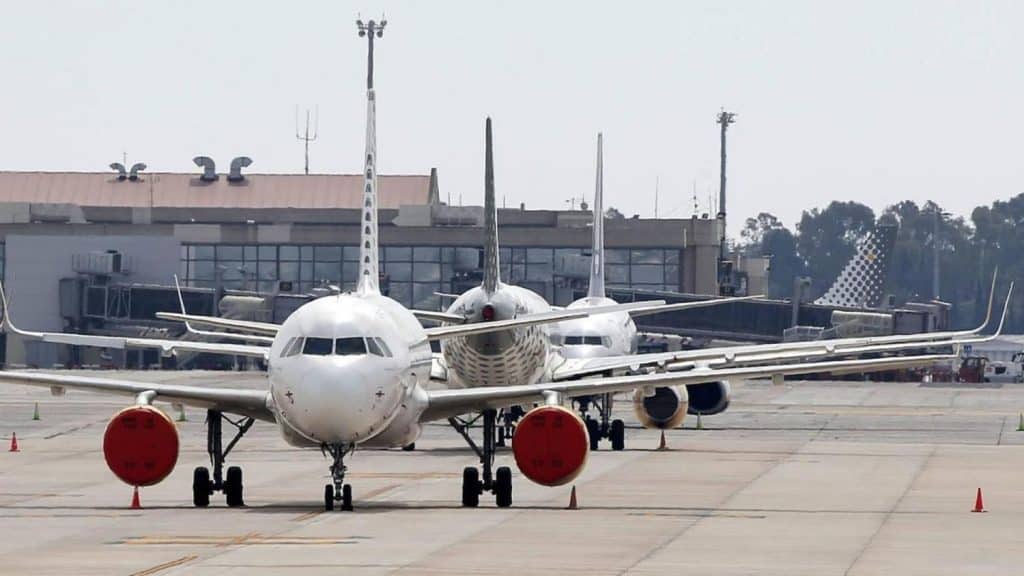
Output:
357,18,386,90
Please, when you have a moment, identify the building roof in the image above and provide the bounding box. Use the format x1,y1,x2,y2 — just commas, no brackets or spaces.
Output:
0,171,436,210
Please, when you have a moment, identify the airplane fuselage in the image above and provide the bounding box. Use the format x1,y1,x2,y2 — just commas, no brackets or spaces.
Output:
551,296,638,360
441,283,552,388
267,293,433,449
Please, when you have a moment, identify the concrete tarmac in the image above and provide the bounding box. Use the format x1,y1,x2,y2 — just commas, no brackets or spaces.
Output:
3,371,1024,575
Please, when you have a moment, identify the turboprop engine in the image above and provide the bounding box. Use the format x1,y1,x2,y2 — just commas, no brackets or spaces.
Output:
511,405,589,486
686,381,731,416
632,385,689,429
103,405,179,486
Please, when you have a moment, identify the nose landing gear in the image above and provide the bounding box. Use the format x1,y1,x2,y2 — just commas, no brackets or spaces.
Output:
578,393,625,451
323,444,353,511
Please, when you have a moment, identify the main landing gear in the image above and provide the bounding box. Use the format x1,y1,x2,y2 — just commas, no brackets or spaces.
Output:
322,443,353,512
450,409,513,508
577,393,625,451
494,406,523,448
193,410,254,508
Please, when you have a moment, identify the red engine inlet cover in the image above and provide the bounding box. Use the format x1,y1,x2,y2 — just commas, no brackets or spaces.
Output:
103,405,179,487
512,405,589,486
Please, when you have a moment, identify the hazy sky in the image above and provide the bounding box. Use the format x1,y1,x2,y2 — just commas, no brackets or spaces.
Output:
1,1,1021,237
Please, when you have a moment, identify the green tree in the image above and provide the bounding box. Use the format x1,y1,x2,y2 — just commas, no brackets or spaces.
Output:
796,201,876,298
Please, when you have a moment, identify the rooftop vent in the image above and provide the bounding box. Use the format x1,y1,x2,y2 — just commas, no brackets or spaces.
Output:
193,156,217,182
109,163,127,181
228,156,252,183
128,162,146,181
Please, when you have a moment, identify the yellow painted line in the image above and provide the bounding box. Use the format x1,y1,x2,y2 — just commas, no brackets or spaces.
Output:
121,535,358,546
348,472,459,479
129,555,198,576
292,510,322,522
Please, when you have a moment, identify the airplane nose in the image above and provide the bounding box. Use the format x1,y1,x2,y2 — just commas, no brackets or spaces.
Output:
273,358,401,445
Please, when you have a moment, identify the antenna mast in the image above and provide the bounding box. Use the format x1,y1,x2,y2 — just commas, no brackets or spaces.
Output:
295,106,319,175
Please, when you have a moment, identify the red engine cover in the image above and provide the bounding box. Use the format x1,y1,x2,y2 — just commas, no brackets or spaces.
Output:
512,405,589,486
103,405,179,487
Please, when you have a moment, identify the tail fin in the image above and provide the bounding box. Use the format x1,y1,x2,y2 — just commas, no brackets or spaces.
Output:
482,117,501,294
815,225,896,308
357,87,380,295
588,133,605,299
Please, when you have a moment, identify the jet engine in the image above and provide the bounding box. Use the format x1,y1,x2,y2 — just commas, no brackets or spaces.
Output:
511,405,589,486
632,385,689,429
102,405,179,486
686,381,731,416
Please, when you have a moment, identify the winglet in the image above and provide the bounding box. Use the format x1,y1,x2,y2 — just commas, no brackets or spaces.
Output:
0,282,36,338
977,268,998,333
588,132,605,299
993,281,1013,337
482,117,501,294
172,275,202,336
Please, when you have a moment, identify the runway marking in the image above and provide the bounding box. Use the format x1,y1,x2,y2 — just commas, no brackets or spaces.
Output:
120,534,363,546
348,472,458,479
129,555,197,576
291,510,322,522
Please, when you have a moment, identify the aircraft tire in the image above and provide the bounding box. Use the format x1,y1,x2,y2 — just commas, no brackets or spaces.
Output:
610,419,625,451
324,484,335,511
495,466,513,508
586,418,601,451
225,466,244,507
341,484,353,511
192,467,210,507
461,467,480,507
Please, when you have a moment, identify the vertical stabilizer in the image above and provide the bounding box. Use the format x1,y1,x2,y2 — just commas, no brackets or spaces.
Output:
482,118,501,294
588,133,606,299
356,88,380,295
814,225,896,308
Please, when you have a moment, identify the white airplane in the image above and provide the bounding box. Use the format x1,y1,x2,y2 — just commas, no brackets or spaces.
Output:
0,23,992,512
550,132,703,449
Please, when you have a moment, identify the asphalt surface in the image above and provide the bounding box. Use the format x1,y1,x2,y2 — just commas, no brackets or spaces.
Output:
2,370,1024,575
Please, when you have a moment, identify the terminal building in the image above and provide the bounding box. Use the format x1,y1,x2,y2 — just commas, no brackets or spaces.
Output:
0,164,722,366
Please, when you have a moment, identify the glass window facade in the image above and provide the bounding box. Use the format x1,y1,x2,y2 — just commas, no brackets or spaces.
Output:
181,244,682,308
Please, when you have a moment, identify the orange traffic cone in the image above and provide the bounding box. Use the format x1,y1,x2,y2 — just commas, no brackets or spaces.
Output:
567,485,578,510
131,486,141,509
972,488,986,513
8,432,19,452
657,430,667,451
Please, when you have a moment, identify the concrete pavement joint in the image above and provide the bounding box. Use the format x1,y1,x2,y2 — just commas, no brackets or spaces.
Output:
842,446,936,576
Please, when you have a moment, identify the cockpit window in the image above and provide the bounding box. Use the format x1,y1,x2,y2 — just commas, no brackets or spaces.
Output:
366,337,391,357
335,337,367,356
281,337,304,357
303,337,333,356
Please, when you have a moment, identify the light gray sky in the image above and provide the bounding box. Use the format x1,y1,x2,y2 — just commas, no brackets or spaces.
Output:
1,1,1021,237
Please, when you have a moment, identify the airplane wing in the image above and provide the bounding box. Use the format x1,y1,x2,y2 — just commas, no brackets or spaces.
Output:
0,371,274,421
421,353,952,421
411,310,466,324
0,283,270,360
171,276,275,344
551,284,1011,381
154,312,280,337
423,300,668,341
627,294,763,317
